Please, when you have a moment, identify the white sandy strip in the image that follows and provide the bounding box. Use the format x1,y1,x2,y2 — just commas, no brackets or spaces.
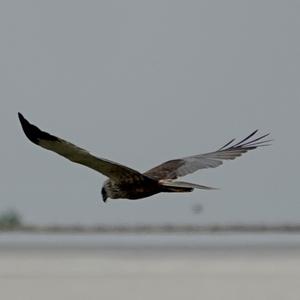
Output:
0,251,300,300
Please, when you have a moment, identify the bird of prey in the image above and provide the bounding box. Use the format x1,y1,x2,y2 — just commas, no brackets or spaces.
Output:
18,113,271,202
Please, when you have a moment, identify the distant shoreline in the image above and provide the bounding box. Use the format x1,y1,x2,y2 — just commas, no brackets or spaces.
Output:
1,224,300,234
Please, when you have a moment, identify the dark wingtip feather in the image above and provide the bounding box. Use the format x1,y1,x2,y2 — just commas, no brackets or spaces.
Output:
218,130,272,152
232,130,259,147
218,138,236,151
18,113,59,144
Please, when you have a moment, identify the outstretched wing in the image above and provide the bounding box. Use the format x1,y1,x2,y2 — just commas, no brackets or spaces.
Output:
18,113,147,182
144,130,271,180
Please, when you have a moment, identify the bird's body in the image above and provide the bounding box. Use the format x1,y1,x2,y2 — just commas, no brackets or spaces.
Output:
102,178,193,200
103,178,159,200
18,113,271,202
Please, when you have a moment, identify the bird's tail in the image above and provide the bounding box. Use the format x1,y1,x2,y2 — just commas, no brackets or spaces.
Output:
160,180,218,191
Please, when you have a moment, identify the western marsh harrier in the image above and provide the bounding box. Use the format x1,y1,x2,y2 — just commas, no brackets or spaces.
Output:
18,113,271,202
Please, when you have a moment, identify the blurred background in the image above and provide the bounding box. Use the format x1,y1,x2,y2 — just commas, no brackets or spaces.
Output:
1,1,300,299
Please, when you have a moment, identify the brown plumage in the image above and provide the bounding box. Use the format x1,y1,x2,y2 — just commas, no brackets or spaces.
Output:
18,113,271,202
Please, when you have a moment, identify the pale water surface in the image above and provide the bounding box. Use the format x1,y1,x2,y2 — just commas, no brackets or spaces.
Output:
0,233,300,300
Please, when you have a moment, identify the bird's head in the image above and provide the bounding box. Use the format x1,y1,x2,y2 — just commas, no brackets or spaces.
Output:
101,186,108,203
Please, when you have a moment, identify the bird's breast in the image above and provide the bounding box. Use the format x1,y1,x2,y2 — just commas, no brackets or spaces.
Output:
107,179,161,200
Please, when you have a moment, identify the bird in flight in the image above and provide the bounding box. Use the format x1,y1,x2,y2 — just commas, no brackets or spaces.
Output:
18,113,271,202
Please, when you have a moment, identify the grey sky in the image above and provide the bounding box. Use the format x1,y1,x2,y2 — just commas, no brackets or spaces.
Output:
1,1,299,225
